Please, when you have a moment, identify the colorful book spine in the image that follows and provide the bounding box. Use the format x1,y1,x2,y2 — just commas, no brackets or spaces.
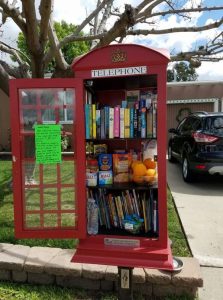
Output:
92,104,96,139
89,104,92,138
114,106,120,137
146,107,153,138
133,108,138,138
152,101,157,138
105,106,110,138
109,107,114,139
100,108,105,139
120,108,125,138
85,104,90,139
141,108,146,138
96,109,101,138
130,108,134,138
124,108,130,138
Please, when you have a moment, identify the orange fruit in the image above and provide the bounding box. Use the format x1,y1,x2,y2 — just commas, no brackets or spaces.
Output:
131,160,141,170
144,175,155,183
133,163,147,176
143,159,156,169
132,175,144,184
145,169,156,176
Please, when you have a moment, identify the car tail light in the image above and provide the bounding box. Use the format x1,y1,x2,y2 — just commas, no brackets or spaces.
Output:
192,132,219,143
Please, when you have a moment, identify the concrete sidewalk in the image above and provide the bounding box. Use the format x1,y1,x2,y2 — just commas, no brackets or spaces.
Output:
167,161,223,300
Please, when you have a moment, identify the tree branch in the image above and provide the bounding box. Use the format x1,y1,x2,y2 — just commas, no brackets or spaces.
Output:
0,59,30,78
60,0,112,48
95,4,137,48
0,62,9,95
0,41,31,65
146,6,223,20
127,18,223,35
47,20,69,70
0,0,26,34
39,0,53,49
21,0,40,52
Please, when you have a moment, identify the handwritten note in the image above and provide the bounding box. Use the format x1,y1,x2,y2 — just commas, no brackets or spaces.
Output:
35,125,61,164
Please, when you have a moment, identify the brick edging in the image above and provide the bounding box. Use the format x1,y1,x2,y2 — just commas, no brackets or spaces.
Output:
0,243,203,297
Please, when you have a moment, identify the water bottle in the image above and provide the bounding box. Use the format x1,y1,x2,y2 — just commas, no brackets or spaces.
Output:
87,198,99,235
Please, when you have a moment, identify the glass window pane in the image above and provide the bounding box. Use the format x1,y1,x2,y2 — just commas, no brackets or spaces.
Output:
21,90,37,105
61,161,75,184
66,89,74,105
23,161,38,185
61,188,75,209
67,109,73,121
44,214,58,227
25,214,40,228
41,109,56,122
43,188,58,210
23,136,35,159
61,213,76,227
25,188,40,210
22,110,38,131
43,164,57,184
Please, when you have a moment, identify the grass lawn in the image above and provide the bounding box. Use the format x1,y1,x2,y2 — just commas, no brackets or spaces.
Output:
0,159,192,299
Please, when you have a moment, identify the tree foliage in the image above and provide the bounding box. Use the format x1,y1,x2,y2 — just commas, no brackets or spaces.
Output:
0,0,223,95
167,62,198,82
15,21,90,72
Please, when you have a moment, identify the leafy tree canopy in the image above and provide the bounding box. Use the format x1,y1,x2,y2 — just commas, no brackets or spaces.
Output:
167,62,198,82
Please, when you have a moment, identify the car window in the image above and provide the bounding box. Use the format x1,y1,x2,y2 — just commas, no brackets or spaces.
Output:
192,118,202,131
180,117,194,133
204,117,223,137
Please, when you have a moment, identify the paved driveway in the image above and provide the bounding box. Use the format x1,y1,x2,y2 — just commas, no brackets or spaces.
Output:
167,161,223,300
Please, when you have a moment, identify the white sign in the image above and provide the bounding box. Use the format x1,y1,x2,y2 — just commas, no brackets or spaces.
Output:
104,238,140,247
91,66,147,78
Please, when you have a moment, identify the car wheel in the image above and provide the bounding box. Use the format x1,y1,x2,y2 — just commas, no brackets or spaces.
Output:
168,144,176,163
182,156,193,182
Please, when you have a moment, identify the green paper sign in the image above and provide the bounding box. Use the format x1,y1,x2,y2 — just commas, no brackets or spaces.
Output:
35,125,61,164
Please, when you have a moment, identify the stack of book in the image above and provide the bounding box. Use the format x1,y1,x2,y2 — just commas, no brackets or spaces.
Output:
90,188,158,235
85,91,157,140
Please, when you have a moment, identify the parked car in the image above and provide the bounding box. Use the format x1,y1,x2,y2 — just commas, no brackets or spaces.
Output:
168,111,223,182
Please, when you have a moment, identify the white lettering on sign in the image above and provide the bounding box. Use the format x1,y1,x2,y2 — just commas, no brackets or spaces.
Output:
91,66,147,78
104,238,140,247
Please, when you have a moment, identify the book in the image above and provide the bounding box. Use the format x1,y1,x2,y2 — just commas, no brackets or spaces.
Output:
146,107,153,138
109,107,114,139
100,108,105,139
104,106,110,138
85,104,90,139
124,108,130,138
120,107,125,138
96,109,101,138
133,108,138,138
152,101,157,138
141,108,146,138
92,104,96,139
114,106,120,137
126,90,139,108
130,108,134,138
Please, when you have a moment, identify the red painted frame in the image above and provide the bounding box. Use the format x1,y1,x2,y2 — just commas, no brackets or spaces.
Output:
10,78,86,239
71,44,173,269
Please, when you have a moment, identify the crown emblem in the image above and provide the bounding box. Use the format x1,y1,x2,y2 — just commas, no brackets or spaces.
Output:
111,49,127,63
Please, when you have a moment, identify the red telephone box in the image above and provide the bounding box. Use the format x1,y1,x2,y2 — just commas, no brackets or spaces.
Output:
10,44,174,270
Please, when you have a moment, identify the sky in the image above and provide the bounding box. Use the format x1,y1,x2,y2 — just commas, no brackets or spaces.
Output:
0,0,223,81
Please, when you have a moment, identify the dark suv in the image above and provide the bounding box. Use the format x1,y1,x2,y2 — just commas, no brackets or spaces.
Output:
168,112,223,182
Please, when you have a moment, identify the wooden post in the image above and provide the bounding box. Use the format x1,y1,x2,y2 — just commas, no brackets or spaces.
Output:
118,267,133,300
